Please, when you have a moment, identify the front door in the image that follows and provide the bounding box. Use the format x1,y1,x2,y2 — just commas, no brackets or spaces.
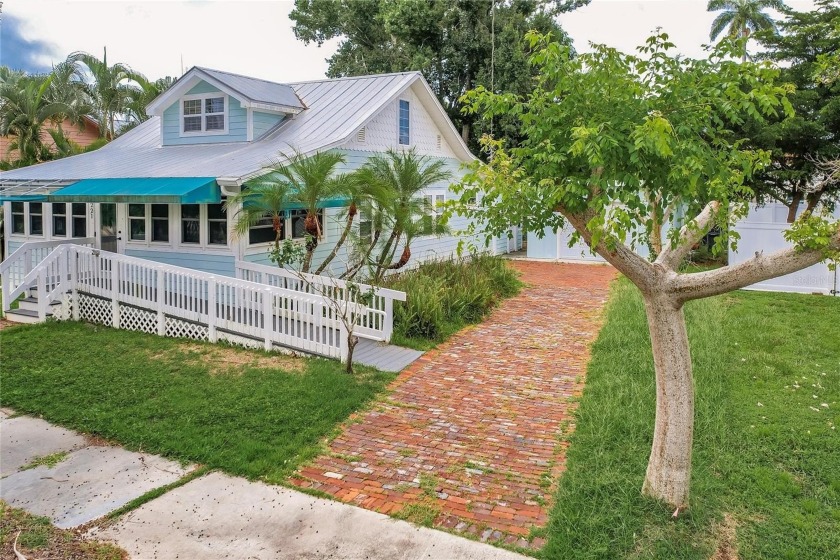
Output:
99,203,118,252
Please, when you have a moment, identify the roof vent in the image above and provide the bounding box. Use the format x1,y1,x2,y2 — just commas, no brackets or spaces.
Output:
357,127,366,143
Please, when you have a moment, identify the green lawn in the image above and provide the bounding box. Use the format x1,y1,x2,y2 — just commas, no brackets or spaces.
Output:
543,280,840,559
0,321,395,484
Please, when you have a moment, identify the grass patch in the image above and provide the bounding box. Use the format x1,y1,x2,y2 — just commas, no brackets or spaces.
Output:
385,255,522,350
20,451,69,471
394,503,441,527
0,501,126,560
0,321,396,484
542,279,840,559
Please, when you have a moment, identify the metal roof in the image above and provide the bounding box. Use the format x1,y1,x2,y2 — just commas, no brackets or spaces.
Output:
196,67,305,110
0,71,472,185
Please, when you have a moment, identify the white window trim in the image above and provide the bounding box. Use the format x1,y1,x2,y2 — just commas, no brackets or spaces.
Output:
179,93,228,137
125,203,174,247
178,204,230,249
9,201,28,236
420,191,446,237
398,98,411,146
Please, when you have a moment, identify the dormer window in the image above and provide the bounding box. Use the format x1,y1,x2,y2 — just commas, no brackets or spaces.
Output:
181,94,227,135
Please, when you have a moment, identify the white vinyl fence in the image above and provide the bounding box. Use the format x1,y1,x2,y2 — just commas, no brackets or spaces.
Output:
731,203,839,296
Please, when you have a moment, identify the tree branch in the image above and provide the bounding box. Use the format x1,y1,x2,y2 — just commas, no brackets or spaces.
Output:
655,201,720,270
561,209,655,290
668,230,840,303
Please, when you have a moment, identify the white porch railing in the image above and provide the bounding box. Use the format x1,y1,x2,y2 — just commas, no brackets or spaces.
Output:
4,244,406,361
235,260,407,342
1,237,95,312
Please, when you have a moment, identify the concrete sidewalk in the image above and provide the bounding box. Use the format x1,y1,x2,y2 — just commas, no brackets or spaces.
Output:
0,409,527,559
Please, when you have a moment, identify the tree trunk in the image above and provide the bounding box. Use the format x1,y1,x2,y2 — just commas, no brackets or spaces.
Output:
641,293,694,508
316,203,356,275
345,333,358,374
342,228,381,281
786,191,803,223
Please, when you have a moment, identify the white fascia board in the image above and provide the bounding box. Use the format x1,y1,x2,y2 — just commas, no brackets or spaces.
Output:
146,68,249,116
245,102,304,115
410,77,476,163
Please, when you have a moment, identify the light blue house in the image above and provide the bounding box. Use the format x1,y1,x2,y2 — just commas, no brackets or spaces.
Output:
0,67,514,277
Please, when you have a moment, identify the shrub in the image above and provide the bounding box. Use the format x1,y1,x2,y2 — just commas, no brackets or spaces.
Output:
385,255,522,344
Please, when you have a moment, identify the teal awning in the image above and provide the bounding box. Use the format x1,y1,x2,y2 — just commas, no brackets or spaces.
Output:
48,177,220,204
0,194,46,202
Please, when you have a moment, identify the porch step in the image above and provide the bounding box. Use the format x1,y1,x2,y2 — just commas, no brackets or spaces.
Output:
18,297,61,313
4,308,52,325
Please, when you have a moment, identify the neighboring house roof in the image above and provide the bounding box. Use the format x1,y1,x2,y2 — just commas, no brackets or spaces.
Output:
0,71,474,185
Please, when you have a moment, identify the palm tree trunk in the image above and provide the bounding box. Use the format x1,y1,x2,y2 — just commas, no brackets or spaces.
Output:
316,203,356,275
342,228,381,280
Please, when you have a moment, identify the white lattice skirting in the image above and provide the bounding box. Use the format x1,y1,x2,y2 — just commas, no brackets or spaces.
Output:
73,293,210,343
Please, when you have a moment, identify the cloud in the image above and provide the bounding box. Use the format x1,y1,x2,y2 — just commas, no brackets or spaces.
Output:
0,13,58,73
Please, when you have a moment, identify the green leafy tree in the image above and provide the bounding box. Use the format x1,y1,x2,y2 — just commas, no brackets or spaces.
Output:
289,0,585,150
747,0,840,221
454,32,839,508
708,0,789,61
349,148,451,282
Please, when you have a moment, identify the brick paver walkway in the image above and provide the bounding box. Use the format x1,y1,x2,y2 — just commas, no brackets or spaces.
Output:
290,261,617,549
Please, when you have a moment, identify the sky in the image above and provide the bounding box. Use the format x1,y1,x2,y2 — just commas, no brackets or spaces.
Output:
0,0,820,83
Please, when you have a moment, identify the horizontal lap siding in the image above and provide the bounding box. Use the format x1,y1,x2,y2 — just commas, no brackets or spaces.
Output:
124,249,236,277
253,112,284,139
162,81,247,146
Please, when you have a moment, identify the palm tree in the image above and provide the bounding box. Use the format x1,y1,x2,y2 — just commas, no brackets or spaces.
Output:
67,48,143,138
351,149,452,282
124,75,176,127
226,174,293,253
708,0,789,61
0,75,73,166
278,150,350,273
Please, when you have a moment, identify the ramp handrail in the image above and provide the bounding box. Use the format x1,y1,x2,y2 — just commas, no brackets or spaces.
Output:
235,260,406,342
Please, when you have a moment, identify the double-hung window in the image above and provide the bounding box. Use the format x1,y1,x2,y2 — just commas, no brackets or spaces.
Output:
180,204,228,246
421,193,445,235
11,202,25,234
207,204,227,245
249,216,279,244
398,100,410,145
182,95,226,134
72,203,87,237
52,203,67,237
128,204,169,243
29,203,43,236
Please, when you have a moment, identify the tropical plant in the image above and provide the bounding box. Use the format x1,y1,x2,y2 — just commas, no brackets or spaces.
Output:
124,75,176,126
0,74,70,165
226,174,293,252
257,150,350,273
708,0,789,61
348,149,452,282
67,48,144,138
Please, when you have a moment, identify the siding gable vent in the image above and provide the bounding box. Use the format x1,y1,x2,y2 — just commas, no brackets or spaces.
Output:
357,127,366,143
436,134,442,151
